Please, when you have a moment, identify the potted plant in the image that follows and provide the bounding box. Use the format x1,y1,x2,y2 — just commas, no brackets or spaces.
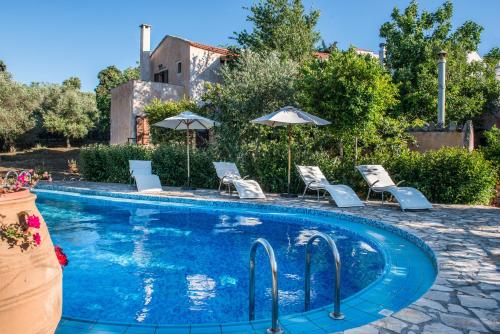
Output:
0,170,64,334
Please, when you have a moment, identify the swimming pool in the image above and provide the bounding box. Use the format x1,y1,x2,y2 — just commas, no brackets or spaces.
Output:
35,188,436,332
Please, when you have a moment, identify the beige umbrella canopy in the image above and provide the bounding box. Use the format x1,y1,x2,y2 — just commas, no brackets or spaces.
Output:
153,111,220,188
251,106,330,195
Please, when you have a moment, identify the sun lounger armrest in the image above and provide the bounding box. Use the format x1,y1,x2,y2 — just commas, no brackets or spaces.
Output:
396,180,405,186
243,175,250,180
306,180,317,188
369,180,380,188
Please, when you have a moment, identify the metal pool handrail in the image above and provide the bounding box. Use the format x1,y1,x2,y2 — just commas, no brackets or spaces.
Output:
249,238,282,334
304,232,344,320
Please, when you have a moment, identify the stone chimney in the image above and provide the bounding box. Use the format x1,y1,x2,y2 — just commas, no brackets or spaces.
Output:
437,50,447,127
139,24,151,81
379,42,386,66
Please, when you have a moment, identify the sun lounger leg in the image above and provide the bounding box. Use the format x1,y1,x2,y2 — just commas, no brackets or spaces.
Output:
366,188,371,201
302,186,308,199
317,189,320,201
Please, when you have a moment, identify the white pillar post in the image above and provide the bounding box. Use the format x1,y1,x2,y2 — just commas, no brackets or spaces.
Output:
139,24,151,81
437,50,447,127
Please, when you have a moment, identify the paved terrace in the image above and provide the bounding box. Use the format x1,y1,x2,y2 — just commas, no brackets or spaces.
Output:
41,181,499,334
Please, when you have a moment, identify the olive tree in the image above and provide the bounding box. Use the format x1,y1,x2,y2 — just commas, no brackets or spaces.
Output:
0,71,41,151
41,79,99,147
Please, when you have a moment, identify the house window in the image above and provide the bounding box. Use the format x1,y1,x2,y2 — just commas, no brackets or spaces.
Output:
177,62,182,74
154,70,169,83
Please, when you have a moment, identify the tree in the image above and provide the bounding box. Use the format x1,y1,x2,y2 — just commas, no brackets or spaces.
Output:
204,50,299,160
233,0,320,62
143,98,201,144
41,80,99,147
0,71,41,151
484,47,500,67
297,48,403,157
62,76,81,90
94,65,139,138
380,0,500,124
0,60,6,72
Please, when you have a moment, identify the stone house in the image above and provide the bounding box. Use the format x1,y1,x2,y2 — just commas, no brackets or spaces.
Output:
110,24,230,145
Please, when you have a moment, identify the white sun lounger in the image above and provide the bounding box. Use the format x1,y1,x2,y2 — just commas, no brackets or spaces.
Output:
356,165,432,211
213,162,266,199
296,165,364,208
129,160,162,192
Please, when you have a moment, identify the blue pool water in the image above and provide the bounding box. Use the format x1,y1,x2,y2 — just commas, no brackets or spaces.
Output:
37,192,387,325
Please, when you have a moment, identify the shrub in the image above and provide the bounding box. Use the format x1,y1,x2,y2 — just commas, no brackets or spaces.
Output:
151,144,218,188
386,148,496,205
80,145,496,205
481,126,500,178
80,144,152,183
81,144,218,188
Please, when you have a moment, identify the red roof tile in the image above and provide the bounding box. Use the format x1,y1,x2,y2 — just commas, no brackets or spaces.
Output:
313,51,330,59
188,41,230,55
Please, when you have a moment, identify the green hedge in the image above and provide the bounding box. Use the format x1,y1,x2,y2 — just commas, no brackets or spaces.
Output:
80,144,153,183
81,144,218,188
387,148,496,205
80,144,496,205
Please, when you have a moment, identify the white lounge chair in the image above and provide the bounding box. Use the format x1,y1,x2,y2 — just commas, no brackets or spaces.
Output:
129,160,163,192
356,165,432,211
213,162,266,199
296,165,364,208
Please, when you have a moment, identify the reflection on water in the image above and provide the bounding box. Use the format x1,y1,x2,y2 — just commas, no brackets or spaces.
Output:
37,192,385,324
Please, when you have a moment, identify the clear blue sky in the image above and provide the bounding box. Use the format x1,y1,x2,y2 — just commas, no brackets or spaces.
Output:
1,0,499,92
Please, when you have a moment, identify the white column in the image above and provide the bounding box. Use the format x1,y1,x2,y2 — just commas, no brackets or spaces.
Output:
139,24,151,81
437,50,447,127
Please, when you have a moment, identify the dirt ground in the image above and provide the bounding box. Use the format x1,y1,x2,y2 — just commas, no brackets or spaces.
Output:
0,147,80,180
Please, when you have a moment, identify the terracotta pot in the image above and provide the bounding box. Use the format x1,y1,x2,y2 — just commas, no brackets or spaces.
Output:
0,190,62,334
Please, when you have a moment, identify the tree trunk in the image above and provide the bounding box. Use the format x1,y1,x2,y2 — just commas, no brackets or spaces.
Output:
337,139,344,159
66,138,71,148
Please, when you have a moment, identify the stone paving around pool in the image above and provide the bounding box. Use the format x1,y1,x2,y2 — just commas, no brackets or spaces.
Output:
40,181,499,334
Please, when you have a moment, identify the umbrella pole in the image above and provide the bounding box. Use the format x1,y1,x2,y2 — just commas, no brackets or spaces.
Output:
287,124,291,195
187,123,190,188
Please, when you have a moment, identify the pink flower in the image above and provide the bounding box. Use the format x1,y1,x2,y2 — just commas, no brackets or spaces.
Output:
27,215,40,229
33,233,41,246
18,174,26,184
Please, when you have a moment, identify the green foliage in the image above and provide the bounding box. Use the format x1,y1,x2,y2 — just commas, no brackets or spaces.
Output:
481,126,500,175
80,144,218,188
80,144,153,183
204,50,299,163
152,144,218,188
483,47,500,67
0,60,6,72
62,77,82,90
0,71,42,150
143,98,202,144
386,148,496,205
233,0,320,62
40,83,99,147
297,48,406,154
94,65,139,138
380,0,500,124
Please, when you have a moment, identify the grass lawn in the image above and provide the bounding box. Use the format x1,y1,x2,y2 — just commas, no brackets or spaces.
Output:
0,147,80,180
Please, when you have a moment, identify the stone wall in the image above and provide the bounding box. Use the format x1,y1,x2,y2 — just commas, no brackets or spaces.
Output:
110,80,184,145
409,131,469,152
189,46,223,102
110,81,134,145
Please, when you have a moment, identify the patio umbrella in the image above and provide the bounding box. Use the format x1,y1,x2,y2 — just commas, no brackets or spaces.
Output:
153,111,220,188
251,106,330,196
